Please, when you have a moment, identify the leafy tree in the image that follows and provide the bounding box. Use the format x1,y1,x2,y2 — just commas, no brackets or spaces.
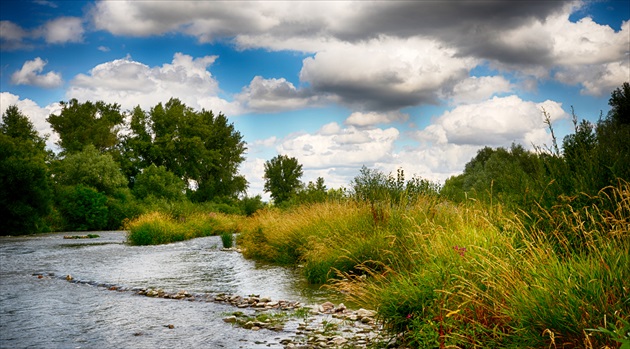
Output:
47,99,124,154
351,166,390,203
132,164,187,201
263,155,303,205
0,106,52,234
52,144,127,195
596,82,630,185
240,195,266,216
122,99,247,201
56,184,108,231
441,144,545,209
607,82,630,125
294,177,328,204
352,166,440,206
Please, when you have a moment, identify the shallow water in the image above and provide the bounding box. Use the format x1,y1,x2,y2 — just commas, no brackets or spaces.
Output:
0,232,332,348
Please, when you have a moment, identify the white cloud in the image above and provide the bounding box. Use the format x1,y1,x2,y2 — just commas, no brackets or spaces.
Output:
555,60,630,96
252,136,278,149
345,111,409,127
97,46,110,52
548,16,628,66
277,123,399,170
416,95,568,148
11,57,63,88
39,17,84,44
66,53,241,114
299,36,477,111
236,76,322,113
0,92,62,150
450,76,513,105
0,20,28,47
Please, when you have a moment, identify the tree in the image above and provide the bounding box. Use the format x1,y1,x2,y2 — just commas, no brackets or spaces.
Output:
263,155,303,205
607,82,630,125
47,99,124,154
295,177,328,204
595,82,630,186
122,98,247,201
52,144,127,195
0,106,52,234
56,184,108,231
132,164,187,201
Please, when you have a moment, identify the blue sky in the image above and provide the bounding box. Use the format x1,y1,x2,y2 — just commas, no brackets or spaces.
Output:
1,0,628,199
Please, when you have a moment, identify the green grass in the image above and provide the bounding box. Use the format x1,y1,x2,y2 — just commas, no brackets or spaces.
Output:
237,183,630,348
125,211,238,245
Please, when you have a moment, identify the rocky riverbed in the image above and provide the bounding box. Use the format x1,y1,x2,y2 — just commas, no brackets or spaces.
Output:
33,272,406,348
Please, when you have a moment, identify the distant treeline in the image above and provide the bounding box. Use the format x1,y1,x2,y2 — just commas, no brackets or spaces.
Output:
1,83,628,235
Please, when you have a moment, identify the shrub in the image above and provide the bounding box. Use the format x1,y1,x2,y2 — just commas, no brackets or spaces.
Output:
221,231,234,248
57,185,108,231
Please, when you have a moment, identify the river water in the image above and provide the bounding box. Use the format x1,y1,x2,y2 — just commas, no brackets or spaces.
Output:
0,232,334,349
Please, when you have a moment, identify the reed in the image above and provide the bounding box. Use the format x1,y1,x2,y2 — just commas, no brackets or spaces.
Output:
239,182,629,348
125,211,238,245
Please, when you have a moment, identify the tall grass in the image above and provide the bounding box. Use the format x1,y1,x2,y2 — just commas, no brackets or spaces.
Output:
125,211,239,245
238,182,630,348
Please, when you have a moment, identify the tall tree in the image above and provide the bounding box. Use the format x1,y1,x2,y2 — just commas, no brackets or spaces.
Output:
122,98,247,201
0,106,52,234
263,155,303,205
47,99,124,154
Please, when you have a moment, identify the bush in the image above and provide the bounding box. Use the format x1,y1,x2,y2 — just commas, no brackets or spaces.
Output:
57,185,108,231
125,211,239,246
221,231,234,248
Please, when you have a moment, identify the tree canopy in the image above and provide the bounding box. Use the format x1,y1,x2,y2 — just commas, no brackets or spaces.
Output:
263,155,303,205
123,98,247,201
1,106,52,234
47,99,124,154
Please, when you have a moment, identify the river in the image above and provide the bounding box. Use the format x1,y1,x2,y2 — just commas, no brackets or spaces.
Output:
0,231,335,349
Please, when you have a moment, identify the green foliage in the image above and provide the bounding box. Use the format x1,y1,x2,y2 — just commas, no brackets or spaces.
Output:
239,195,265,216
46,98,124,154
106,187,142,230
125,211,238,246
263,154,303,205
0,106,52,234
351,166,440,207
122,98,247,201
607,82,630,126
221,231,234,248
132,164,187,201
293,177,328,204
56,185,109,231
52,144,127,195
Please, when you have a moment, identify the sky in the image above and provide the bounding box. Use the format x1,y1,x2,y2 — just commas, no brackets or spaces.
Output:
1,0,629,200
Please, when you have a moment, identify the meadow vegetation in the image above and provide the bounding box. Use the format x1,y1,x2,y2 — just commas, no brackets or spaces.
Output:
3,80,628,347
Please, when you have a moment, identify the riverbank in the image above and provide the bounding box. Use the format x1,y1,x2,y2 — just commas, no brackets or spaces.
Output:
235,187,630,348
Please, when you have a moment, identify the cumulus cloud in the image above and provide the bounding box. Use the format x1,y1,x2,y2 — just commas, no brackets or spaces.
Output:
300,36,476,111
38,17,84,44
11,57,63,88
2,16,84,50
66,53,241,114
0,92,62,149
0,21,30,50
555,60,630,96
345,111,409,127
236,76,323,113
277,123,399,170
449,76,513,105
87,1,628,105
417,95,568,148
